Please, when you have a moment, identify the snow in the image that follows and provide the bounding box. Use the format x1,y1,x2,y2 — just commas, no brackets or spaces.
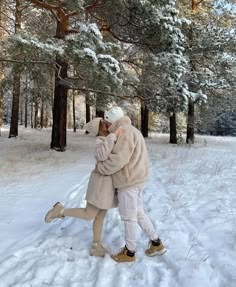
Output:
98,54,121,75
83,48,98,64
0,126,236,287
13,35,65,56
79,23,103,40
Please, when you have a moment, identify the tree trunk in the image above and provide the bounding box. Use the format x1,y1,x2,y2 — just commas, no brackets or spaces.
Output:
85,96,90,133
24,77,28,128
73,92,76,132
50,20,68,151
186,100,195,144
51,68,54,117
40,101,44,128
25,93,28,128
45,106,49,128
141,103,149,137
31,100,34,128
86,96,90,123
50,56,68,151
0,63,3,135
0,0,7,135
34,99,38,128
9,71,21,137
9,0,22,138
20,98,23,125
169,113,177,144
192,0,198,11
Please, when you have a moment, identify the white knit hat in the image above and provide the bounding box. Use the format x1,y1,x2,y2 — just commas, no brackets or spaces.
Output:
104,107,124,124
84,117,102,136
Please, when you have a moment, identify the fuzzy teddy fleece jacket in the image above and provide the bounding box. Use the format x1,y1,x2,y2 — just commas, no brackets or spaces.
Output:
97,116,150,190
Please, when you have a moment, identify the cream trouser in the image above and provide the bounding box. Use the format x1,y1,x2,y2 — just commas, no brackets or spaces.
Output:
118,187,158,252
63,203,107,242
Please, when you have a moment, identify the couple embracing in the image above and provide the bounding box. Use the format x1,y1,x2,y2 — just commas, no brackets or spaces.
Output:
45,107,166,263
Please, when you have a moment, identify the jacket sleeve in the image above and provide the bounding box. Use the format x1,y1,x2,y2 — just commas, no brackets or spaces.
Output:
97,132,135,175
95,133,117,162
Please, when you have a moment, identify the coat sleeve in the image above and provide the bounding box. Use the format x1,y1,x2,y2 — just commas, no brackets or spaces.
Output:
97,132,135,175
95,133,117,162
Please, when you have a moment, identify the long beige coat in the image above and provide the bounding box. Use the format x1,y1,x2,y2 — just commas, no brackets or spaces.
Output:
85,133,118,209
97,116,149,190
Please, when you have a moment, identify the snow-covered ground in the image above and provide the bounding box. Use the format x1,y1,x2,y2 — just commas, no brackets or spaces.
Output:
0,126,236,287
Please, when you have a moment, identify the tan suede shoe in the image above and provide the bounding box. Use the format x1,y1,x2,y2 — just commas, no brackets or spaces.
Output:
44,202,65,223
145,239,167,256
111,246,136,263
90,241,109,257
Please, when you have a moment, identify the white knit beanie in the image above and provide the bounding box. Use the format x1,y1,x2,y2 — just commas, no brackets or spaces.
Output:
104,107,124,124
84,117,102,136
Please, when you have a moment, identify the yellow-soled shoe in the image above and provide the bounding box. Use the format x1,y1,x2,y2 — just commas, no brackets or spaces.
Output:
145,239,167,256
111,246,136,263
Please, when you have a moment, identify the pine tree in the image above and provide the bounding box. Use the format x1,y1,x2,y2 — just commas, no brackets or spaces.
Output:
178,0,236,142
135,0,188,142
5,0,122,150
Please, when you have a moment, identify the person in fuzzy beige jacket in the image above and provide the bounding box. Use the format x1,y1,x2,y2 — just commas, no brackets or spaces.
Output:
44,117,123,257
96,107,167,262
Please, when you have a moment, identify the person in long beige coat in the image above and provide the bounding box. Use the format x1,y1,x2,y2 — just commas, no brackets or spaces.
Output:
44,117,123,257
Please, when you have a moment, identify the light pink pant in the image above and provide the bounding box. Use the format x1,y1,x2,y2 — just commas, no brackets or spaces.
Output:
117,187,158,252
